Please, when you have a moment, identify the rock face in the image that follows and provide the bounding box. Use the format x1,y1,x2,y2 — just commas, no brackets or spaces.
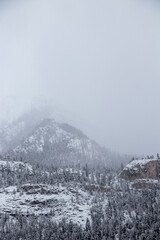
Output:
120,159,159,181
120,159,160,189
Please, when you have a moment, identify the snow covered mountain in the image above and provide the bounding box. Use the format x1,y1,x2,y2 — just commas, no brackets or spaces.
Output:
13,118,110,167
0,109,130,167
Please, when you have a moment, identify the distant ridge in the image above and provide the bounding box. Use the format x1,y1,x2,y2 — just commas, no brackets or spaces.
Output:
0,110,130,168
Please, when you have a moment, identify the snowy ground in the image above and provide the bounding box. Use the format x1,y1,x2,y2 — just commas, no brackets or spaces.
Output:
0,184,93,227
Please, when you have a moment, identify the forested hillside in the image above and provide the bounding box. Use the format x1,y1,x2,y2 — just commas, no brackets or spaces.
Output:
0,157,160,239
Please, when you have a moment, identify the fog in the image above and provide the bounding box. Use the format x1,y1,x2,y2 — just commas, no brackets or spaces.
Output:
0,0,160,156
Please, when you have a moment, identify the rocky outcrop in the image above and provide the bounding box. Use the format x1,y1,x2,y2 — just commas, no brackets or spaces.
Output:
120,159,160,189
131,179,158,189
120,159,159,181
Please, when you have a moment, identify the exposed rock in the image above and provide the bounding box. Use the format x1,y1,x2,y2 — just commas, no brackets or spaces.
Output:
132,180,158,189
120,159,159,181
21,184,62,195
84,184,111,193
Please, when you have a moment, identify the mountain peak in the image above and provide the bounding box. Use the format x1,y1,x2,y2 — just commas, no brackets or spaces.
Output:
13,117,104,166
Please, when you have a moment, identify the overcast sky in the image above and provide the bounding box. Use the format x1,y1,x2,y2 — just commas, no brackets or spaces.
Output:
0,0,160,156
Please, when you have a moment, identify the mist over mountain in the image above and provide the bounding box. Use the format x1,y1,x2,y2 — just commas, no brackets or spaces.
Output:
0,109,130,168
0,108,50,153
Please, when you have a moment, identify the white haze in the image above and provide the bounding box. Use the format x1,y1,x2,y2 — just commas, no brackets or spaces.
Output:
0,0,160,156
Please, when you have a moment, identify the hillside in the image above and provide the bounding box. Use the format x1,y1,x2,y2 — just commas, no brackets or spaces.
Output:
0,109,130,168
0,184,92,226
0,158,160,239
12,118,107,166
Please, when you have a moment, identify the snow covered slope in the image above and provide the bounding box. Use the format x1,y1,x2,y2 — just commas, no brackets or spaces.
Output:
13,119,109,167
0,184,93,226
0,109,130,168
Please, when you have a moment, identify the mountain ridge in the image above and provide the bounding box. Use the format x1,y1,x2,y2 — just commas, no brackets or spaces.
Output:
0,110,130,168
